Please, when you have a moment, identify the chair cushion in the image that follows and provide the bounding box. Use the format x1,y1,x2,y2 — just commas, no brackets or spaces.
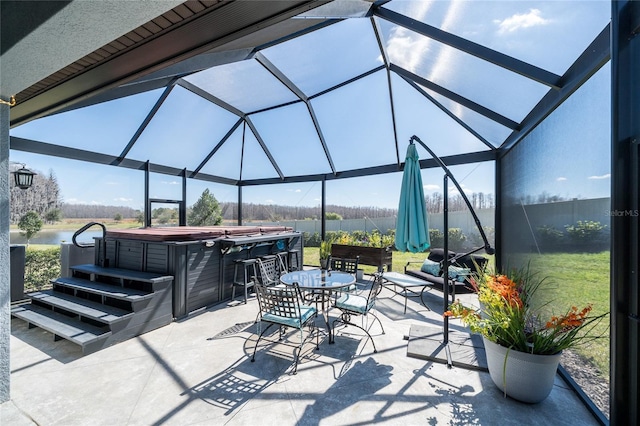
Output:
335,293,372,315
262,305,316,328
447,266,471,282
420,258,441,275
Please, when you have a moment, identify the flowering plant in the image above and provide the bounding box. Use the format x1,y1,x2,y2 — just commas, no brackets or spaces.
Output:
445,266,607,355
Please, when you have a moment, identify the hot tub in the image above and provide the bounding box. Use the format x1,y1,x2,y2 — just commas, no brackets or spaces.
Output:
95,226,302,318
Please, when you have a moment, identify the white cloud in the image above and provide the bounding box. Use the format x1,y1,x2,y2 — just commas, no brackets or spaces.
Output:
385,1,434,74
114,197,132,202
385,0,461,82
105,181,119,186
265,199,274,204
424,184,440,192
494,9,550,34
588,174,611,180
556,177,567,182
161,180,179,185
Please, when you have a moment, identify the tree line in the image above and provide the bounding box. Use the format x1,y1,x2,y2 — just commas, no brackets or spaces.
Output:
225,192,495,221
10,170,60,223
11,167,498,223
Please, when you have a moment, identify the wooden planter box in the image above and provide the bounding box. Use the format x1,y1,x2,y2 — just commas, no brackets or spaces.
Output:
331,244,393,272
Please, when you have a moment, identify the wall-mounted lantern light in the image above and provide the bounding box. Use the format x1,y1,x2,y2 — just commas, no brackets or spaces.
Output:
10,163,36,190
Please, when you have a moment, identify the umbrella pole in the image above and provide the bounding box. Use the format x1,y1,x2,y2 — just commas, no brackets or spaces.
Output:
443,175,452,368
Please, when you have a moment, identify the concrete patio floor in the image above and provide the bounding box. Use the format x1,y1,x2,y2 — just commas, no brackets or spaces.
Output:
3,281,599,425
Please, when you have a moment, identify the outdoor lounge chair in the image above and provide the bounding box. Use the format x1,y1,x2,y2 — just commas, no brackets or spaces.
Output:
403,248,488,293
252,282,319,374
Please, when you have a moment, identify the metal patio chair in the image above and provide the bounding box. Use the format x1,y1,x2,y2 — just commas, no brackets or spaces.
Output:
251,282,319,374
331,273,385,353
330,256,360,293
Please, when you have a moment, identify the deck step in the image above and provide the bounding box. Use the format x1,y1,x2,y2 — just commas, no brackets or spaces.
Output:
53,276,154,302
11,304,111,348
29,290,133,324
70,264,173,284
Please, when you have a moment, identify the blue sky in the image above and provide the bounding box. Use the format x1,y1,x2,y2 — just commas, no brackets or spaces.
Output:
9,1,611,212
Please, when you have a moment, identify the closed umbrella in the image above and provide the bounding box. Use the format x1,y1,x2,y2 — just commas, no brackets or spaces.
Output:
395,142,430,253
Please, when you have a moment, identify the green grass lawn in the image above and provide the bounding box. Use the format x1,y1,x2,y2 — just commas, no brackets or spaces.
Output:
523,251,610,378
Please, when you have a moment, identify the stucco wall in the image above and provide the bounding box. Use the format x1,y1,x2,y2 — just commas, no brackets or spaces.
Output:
1,102,10,402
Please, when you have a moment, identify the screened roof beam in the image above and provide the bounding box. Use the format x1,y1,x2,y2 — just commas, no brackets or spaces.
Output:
10,136,238,185
371,16,400,165
391,64,520,130
255,52,309,101
398,74,497,151
245,116,285,180
374,7,563,90
178,79,246,118
53,78,175,117
191,117,244,178
241,65,387,116
500,24,610,153
239,149,497,186
254,52,337,175
305,103,337,174
113,78,179,166
11,132,495,188
177,78,275,181
180,78,284,180
129,49,255,87
309,64,386,100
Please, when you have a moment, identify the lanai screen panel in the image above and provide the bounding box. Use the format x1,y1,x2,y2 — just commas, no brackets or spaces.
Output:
184,59,299,113
385,0,611,76
250,102,331,177
391,73,492,157
11,90,164,156
500,63,611,417
311,70,397,171
127,86,241,170
376,18,550,124
261,18,384,97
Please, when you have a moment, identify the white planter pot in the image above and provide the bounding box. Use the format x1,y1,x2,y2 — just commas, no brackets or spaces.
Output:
483,337,562,404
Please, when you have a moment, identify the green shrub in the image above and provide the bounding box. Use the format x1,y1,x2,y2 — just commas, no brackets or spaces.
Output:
447,228,466,251
537,225,565,248
304,232,322,247
429,229,444,248
468,226,495,248
565,220,607,243
25,247,60,292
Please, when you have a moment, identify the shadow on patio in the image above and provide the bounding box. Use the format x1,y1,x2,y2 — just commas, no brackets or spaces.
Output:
5,284,598,425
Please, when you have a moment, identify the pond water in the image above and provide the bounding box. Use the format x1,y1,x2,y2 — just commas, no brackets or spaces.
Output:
10,230,102,246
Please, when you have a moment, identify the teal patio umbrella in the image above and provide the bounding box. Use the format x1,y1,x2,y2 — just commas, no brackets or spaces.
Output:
395,142,430,253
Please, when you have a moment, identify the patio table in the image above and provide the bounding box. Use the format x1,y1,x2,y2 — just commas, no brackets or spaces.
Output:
279,269,355,342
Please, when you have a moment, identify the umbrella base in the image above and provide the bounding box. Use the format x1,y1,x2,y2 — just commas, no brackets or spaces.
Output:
406,324,488,372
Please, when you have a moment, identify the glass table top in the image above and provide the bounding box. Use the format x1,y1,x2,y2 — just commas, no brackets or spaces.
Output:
280,269,355,289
